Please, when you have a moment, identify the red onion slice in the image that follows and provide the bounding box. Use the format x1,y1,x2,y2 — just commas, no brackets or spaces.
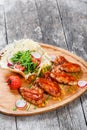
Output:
78,80,87,88
15,99,27,108
50,55,56,62
31,52,41,59
7,62,13,67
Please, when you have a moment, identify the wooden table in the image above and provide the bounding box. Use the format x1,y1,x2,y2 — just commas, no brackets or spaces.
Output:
0,0,87,129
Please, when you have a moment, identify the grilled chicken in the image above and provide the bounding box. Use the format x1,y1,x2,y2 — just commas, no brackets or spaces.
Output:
54,56,68,65
35,77,61,97
20,86,45,107
59,62,81,73
20,55,81,106
50,72,77,86
53,56,81,73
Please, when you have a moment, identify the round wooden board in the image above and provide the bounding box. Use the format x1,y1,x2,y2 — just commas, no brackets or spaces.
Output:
0,43,87,116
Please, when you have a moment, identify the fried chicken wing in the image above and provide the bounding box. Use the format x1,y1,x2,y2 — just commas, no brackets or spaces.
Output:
20,86,45,107
60,62,81,72
35,78,60,97
50,72,77,86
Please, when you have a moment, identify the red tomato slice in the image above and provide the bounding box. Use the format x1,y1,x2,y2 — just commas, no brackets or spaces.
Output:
14,64,25,71
32,57,41,66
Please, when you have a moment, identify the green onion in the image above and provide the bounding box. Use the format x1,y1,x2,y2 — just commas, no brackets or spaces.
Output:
28,84,32,88
13,106,17,111
26,103,31,111
45,95,50,104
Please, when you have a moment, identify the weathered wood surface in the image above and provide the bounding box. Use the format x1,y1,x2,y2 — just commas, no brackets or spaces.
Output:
0,5,16,130
35,0,67,49
0,5,6,49
57,0,87,129
0,0,87,130
57,0,87,60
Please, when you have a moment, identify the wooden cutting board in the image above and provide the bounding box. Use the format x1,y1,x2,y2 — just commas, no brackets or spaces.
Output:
0,43,87,116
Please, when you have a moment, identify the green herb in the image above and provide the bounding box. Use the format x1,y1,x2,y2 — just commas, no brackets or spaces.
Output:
45,95,50,104
13,106,17,111
28,84,32,88
46,95,50,100
71,71,82,79
39,65,51,77
20,96,23,100
67,87,73,93
11,51,37,74
26,103,31,111
34,105,37,110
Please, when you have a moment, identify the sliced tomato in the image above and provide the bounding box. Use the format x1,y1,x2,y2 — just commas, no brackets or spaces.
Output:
14,64,25,71
32,57,41,66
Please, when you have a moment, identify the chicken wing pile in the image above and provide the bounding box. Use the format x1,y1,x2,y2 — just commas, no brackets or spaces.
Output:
20,56,82,107
51,56,81,85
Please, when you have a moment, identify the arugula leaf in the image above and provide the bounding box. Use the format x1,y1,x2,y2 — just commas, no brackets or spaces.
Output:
11,50,38,74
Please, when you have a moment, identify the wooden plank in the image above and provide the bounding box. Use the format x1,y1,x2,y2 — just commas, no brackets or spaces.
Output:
0,5,16,130
81,92,87,122
4,0,43,43
17,111,59,130
68,99,87,130
35,0,67,49
57,99,87,130
56,0,87,129
57,0,87,61
0,6,7,49
4,0,60,130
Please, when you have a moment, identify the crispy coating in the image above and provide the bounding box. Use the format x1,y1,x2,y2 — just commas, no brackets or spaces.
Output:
50,72,77,86
35,77,60,97
20,87,45,107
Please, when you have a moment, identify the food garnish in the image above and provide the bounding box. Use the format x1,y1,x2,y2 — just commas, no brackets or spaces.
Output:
14,64,25,71
11,51,38,74
7,75,22,90
15,99,27,110
26,103,31,111
78,80,87,88
0,40,51,79
31,52,41,59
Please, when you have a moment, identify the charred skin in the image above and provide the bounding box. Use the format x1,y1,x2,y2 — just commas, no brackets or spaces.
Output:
54,56,68,65
53,56,81,73
60,62,81,73
35,78,61,97
50,72,77,86
20,87,45,107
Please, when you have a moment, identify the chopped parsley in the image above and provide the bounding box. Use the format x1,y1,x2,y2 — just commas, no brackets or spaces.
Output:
13,106,17,111
11,50,38,74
